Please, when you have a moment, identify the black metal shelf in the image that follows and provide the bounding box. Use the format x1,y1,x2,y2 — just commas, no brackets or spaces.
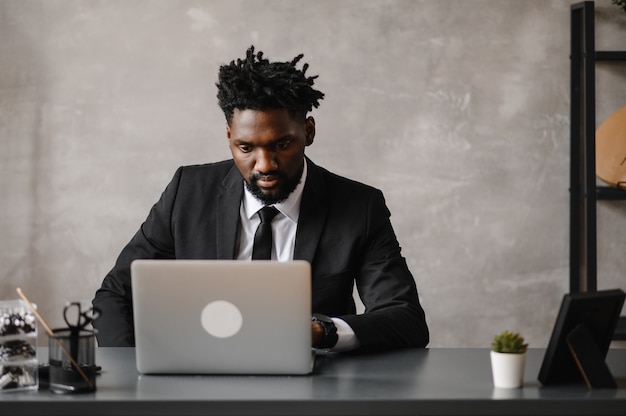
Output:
597,186,626,200
570,2,626,340
595,51,626,61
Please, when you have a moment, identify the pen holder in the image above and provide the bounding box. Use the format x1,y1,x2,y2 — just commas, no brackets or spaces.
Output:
0,300,39,393
48,328,97,394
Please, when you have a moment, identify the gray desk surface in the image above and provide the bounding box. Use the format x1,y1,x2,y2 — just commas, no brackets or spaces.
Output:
1,347,626,415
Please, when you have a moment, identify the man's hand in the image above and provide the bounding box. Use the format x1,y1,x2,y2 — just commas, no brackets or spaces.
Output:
311,321,324,348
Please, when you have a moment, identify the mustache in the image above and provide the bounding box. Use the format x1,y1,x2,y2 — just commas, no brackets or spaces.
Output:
250,171,286,182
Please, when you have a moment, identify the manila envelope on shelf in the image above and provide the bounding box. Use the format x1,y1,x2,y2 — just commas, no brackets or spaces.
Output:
597,105,626,190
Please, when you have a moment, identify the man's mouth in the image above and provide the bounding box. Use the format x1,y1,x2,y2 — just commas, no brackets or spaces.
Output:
257,177,277,188
246,170,298,205
253,174,280,190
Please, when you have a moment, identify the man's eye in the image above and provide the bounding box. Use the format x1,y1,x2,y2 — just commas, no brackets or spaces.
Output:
276,141,291,150
239,145,252,153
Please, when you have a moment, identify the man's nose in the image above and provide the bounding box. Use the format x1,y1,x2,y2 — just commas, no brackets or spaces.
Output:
254,149,278,173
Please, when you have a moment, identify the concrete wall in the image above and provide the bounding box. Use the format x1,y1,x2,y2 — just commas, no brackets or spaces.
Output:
1,0,625,347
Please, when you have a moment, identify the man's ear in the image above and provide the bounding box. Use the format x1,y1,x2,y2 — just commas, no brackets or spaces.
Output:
305,116,316,146
226,122,231,140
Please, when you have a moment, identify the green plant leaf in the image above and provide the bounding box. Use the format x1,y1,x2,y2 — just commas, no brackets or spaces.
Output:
492,330,528,354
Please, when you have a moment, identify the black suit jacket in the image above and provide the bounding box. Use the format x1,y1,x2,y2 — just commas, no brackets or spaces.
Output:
92,158,429,351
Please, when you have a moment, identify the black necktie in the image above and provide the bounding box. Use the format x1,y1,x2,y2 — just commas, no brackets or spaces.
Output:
252,206,279,260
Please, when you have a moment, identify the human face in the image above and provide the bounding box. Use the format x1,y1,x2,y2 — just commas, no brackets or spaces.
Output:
227,108,315,205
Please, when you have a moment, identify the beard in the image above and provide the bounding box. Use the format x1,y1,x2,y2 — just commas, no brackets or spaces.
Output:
245,170,302,205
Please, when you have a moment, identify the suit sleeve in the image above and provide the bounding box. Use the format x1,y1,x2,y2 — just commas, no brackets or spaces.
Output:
91,167,182,347
340,190,429,351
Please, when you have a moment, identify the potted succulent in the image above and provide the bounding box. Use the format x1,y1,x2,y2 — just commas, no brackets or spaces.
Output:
490,330,528,388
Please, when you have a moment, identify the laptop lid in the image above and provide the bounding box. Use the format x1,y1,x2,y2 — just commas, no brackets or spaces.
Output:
131,259,312,375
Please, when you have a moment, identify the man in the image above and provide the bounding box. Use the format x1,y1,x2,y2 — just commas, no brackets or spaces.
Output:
92,46,429,352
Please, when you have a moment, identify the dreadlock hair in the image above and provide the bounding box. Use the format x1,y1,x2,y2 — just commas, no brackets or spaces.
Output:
216,46,325,124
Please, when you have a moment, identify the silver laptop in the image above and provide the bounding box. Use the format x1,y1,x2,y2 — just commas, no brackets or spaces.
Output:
131,259,313,375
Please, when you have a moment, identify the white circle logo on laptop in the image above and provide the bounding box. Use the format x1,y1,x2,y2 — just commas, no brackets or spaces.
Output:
200,300,243,338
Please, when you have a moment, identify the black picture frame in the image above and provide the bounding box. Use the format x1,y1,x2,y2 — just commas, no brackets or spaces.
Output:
538,289,625,388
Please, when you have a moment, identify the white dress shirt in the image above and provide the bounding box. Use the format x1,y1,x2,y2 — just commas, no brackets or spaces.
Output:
235,160,358,351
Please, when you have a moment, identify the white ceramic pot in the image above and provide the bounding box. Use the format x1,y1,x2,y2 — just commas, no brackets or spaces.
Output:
490,350,526,388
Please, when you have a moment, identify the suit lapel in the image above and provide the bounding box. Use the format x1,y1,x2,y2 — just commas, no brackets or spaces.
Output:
294,158,328,264
216,165,244,259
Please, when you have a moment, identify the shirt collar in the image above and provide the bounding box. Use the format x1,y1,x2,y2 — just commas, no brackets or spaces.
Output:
242,159,307,223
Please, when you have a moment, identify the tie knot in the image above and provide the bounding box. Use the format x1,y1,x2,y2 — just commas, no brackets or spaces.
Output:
258,206,279,224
